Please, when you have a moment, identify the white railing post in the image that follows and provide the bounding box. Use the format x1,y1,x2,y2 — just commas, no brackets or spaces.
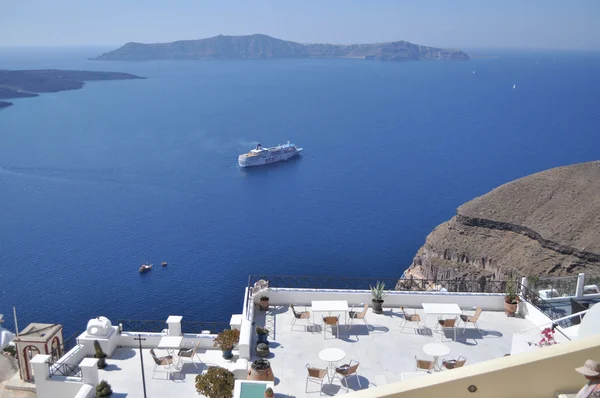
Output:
80,358,99,386
575,273,586,299
166,316,182,336
520,277,528,296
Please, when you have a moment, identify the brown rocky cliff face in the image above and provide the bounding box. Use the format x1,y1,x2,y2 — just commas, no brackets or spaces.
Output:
405,161,600,282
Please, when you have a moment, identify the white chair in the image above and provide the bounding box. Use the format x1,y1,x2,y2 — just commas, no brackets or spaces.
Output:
150,349,180,379
414,356,434,373
332,360,361,392
399,306,422,333
322,315,339,339
305,364,330,395
177,341,202,369
290,304,311,331
437,317,458,342
348,303,369,329
460,307,483,334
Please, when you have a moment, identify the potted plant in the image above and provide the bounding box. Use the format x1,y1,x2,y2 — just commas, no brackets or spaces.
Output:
370,281,387,314
213,329,240,360
504,280,520,317
93,340,107,369
256,326,270,344
95,380,113,397
248,359,274,381
195,366,235,398
259,296,269,311
264,387,274,398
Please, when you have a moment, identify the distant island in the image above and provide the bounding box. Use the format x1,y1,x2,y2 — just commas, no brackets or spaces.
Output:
0,70,145,109
93,34,470,61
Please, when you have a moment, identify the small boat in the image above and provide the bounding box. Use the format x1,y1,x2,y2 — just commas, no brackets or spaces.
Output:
513,84,516,89
161,261,168,267
139,263,152,273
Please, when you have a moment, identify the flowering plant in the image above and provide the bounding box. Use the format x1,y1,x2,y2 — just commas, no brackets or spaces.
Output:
528,327,557,347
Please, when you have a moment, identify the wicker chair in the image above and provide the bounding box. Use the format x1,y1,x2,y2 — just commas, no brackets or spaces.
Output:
322,315,340,339
437,317,458,342
305,364,330,395
460,307,483,334
177,341,202,369
399,306,422,333
150,349,176,379
333,360,361,392
442,356,467,370
348,304,369,329
414,356,434,373
290,304,311,331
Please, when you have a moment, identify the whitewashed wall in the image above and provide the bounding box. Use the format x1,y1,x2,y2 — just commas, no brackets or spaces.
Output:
256,288,506,311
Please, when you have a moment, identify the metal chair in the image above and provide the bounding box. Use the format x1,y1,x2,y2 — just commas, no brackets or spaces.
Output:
414,356,434,373
305,364,330,395
460,307,483,334
332,360,361,392
150,349,178,379
437,317,458,341
399,306,422,333
177,341,202,369
348,303,369,329
322,315,339,339
442,356,467,370
290,304,311,331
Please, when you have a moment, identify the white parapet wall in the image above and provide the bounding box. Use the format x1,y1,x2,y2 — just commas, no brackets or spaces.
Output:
258,288,506,311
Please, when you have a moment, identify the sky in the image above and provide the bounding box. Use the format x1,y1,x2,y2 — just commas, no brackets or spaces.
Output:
1,0,599,50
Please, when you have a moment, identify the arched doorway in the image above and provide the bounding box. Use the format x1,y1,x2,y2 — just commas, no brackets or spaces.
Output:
50,336,61,360
22,345,40,381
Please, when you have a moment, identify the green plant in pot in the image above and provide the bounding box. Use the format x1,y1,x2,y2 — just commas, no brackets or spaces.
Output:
256,326,270,344
213,329,240,360
504,280,520,317
259,295,269,311
95,380,113,397
370,281,387,314
264,387,274,398
93,340,107,369
195,366,235,398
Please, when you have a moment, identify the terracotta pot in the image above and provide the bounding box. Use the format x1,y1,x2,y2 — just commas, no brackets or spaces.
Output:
504,300,518,317
248,359,275,381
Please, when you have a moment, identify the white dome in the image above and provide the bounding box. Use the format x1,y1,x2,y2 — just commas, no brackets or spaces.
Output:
0,327,15,349
86,317,113,337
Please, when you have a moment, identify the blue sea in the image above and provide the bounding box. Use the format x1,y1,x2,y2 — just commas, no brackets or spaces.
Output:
1,47,599,335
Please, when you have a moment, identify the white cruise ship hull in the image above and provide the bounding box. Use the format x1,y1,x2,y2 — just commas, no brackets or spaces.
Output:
238,146,303,168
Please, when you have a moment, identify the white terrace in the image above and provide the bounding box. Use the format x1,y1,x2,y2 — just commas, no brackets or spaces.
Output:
23,275,600,398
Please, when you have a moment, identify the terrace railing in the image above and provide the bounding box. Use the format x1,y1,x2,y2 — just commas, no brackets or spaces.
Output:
49,362,82,378
529,275,579,298
247,274,509,295
181,321,230,335
116,319,230,335
519,283,575,329
583,274,600,296
48,331,80,365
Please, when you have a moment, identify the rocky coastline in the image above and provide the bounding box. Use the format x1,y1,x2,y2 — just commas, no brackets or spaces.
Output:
93,34,470,61
0,70,145,108
403,161,600,283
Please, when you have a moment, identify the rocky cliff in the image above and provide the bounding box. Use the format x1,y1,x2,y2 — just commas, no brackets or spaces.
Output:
93,34,469,61
404,161,600,282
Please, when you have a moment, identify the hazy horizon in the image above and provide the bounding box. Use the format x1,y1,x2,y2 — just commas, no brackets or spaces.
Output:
2,0,599,50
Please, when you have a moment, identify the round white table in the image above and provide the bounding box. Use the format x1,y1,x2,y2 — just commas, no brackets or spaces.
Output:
319,348,346,376
423,343,450,371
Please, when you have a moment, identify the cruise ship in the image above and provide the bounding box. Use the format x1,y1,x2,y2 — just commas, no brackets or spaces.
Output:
238,142,303,168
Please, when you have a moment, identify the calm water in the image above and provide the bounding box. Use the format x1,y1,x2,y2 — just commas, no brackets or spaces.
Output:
1,48,599,335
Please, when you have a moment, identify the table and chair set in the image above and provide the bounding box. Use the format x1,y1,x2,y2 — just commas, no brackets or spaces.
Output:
291,300,481,387
149,335,203,379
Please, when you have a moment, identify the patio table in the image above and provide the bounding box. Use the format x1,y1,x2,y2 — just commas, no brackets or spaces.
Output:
311,300,349,324
421,303,462,327
319,347,346,377
423,343,450,371
158,336,183,359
